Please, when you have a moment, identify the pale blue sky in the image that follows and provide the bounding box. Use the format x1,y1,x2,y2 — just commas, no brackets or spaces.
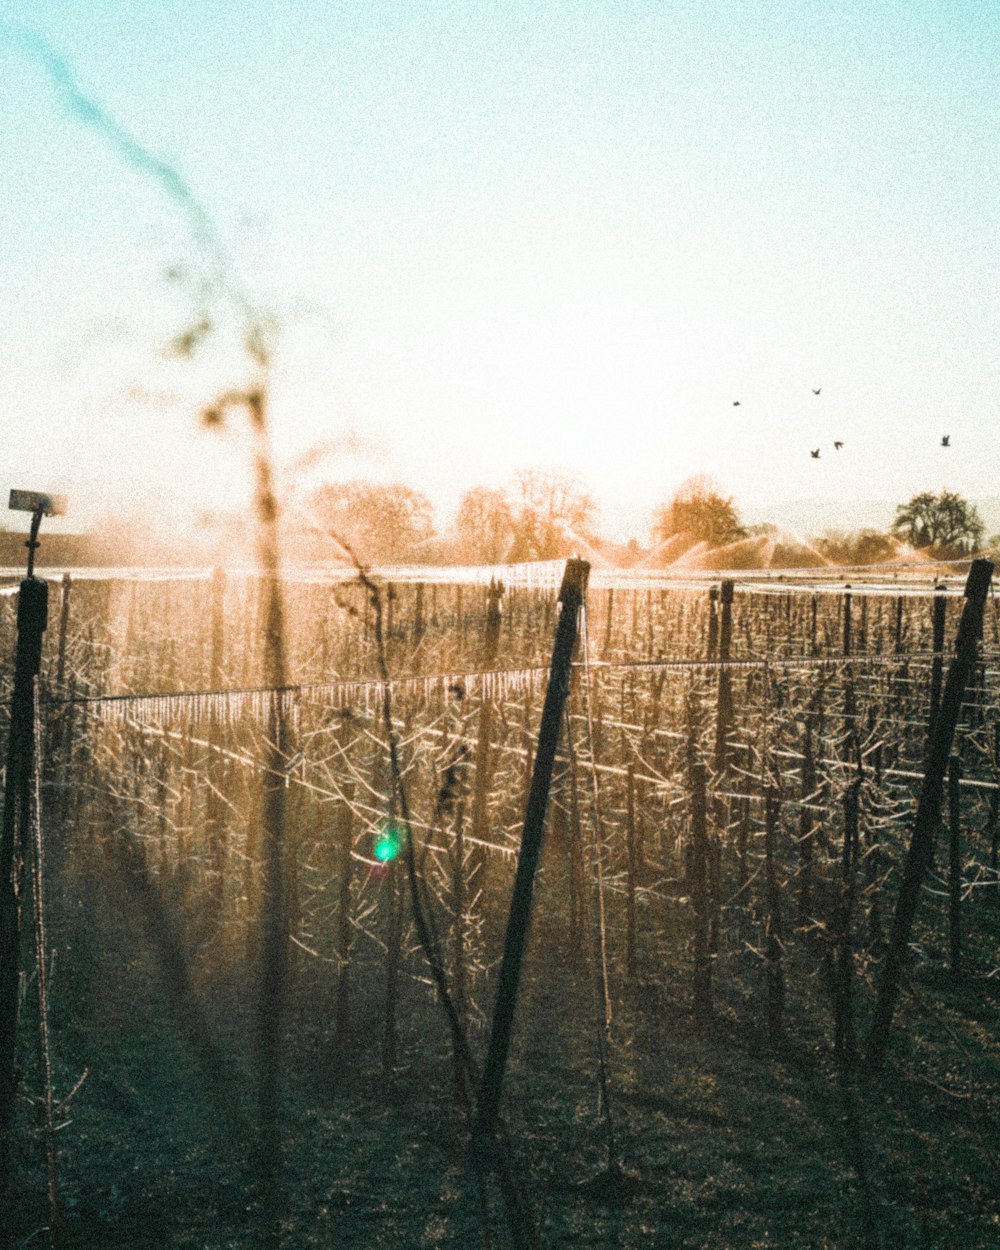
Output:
2,1,999,542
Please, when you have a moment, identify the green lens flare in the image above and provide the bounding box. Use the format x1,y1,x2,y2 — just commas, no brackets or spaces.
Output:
373,826,403,863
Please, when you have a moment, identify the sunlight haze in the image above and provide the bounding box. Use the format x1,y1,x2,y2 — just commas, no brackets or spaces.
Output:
2,1,998,544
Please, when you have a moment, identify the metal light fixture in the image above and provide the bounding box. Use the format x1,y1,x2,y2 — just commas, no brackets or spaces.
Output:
8,490,67,578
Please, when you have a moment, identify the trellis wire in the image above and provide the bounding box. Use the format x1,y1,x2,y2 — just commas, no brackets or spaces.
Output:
1,550,985,597
1,651,954,729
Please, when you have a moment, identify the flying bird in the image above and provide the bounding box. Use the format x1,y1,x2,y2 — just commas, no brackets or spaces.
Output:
941,435,951,446
812,388,822,395
834,441,843,450
733,400,741,407
810,449,821,459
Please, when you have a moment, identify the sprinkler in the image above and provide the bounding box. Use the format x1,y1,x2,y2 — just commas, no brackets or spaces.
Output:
8,490,67,578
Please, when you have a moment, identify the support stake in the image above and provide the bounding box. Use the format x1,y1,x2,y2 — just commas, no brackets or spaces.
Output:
474,558,589,1151
867,558,993,1069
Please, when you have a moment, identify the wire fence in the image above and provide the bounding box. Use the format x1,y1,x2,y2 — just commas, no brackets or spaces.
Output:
4,555,1000,1244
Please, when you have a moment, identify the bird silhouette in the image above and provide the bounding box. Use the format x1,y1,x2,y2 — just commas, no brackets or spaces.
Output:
810,449,820,459
941,435,951,446
834,441,843,450
812,388,822,395
733,400,741,407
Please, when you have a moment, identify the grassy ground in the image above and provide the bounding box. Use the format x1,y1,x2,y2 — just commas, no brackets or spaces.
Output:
8,885,1000,1249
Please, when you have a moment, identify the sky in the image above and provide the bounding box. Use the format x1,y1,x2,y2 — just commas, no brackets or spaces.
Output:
2,1,999,545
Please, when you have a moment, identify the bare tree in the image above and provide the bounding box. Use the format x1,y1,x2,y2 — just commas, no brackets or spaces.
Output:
507,469,597,561
452,487,516,563
308,479,435,564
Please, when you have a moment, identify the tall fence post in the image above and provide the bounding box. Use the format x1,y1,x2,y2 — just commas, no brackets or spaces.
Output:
53,572,74,824
763,786,785,1049
948,754,962,979
470,579,505,863
474,558,589,1151
707,585,719,660
210,566,226,686
330,713,358,1077
0,572,50,1193
798,716,817,930
690,760,712,1025
714,579,734,774
206,568,227,926
990,723,1000,875
834,779,860,1065
55,571,71,692
840,586,858,761
708,578,734,972
868,558,993,1069
927,587,947,753
625,762,638,981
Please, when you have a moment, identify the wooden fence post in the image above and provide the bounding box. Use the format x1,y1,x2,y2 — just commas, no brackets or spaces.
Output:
603,587,614,658
840,586,859,763
868,558,993,1068
707,586,719,660
690,761,712,1024
625,763,638,981
330,717,357,1066
927,588,947,751
385,582,396,660
470,580,504,864
763,786,785,1049
714,580,734,774
474,558,589,1151
210,566,226,686
0,573,49,1192
707,579,734,971
866,744,884,951
381,830,403,1079
55,571,71,691
990,723,1000,875
834,779,860,1065
206,567,227,926
413,583,425,645
798,716,817,930
948,754,962,979
54,572,74,824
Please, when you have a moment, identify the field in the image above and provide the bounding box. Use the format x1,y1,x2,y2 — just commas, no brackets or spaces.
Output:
3,559,1000,1248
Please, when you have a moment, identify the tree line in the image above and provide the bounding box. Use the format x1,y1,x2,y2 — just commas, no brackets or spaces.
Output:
1,474,991,570
300,472,992,569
